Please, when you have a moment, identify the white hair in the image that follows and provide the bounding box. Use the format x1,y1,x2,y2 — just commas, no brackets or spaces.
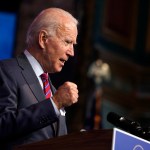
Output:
26,8,78,48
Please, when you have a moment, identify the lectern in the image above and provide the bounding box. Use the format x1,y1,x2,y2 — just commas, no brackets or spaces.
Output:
15,129,113,150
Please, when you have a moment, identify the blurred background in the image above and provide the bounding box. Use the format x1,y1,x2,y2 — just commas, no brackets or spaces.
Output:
0,0,150,133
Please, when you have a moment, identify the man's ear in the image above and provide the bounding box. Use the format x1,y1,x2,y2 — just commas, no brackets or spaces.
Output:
39,30,48,49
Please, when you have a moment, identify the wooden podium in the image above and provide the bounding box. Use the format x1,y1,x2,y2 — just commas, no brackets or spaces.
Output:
15,129,113,150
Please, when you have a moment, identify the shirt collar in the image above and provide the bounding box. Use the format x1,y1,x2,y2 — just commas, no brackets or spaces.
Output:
24,50,44,77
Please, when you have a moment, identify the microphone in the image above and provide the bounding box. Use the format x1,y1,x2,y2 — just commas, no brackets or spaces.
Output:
107,112,146,139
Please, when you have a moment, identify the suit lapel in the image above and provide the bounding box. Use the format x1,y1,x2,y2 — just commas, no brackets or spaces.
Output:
17,53,59,137
17,53,45,102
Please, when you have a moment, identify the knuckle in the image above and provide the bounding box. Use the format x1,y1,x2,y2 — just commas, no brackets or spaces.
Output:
64,81,70,86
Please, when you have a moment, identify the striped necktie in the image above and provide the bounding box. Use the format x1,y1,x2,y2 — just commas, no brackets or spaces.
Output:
40,73,52,99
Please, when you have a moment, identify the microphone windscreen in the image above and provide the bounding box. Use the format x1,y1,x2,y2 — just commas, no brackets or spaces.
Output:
107,112,135,131
107,112,124,127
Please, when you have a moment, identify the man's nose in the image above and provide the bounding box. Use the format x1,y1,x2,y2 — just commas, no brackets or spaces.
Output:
67,45,74,56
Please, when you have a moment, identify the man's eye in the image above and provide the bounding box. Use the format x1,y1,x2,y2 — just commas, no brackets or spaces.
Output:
65,40,72,45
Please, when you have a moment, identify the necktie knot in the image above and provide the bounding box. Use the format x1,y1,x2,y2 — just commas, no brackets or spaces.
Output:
40,73,48,81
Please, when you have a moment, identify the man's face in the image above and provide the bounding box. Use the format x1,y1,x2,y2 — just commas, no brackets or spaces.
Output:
41,24,78,73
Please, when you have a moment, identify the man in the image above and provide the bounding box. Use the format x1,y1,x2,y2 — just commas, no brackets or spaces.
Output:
0,8,79,149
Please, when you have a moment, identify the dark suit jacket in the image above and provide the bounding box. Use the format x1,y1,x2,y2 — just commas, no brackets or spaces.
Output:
0,53,67,150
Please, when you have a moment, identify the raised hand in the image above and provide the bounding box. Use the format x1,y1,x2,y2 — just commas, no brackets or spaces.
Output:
52,82,79,109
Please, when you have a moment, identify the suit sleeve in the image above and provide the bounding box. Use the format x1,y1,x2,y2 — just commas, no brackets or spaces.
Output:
0,67,58,141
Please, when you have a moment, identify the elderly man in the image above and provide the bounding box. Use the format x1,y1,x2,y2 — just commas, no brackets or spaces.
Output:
0,7,79,149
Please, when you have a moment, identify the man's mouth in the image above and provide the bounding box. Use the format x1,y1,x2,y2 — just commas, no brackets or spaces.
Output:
59,58,66,65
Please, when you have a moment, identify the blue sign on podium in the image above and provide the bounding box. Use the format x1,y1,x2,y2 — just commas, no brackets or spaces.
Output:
112,128,150,150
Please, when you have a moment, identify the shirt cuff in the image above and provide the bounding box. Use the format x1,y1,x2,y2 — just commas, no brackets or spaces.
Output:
50,98,66,116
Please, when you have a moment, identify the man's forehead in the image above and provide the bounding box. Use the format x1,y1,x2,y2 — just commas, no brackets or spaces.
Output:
57,24,77,37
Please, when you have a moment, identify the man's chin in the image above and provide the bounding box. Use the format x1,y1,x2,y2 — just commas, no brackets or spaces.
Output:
58,67,63,72
55,67,63,72
47,68,62,73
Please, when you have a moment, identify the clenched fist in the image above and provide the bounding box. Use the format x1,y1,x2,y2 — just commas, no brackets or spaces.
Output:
52,82,79,109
